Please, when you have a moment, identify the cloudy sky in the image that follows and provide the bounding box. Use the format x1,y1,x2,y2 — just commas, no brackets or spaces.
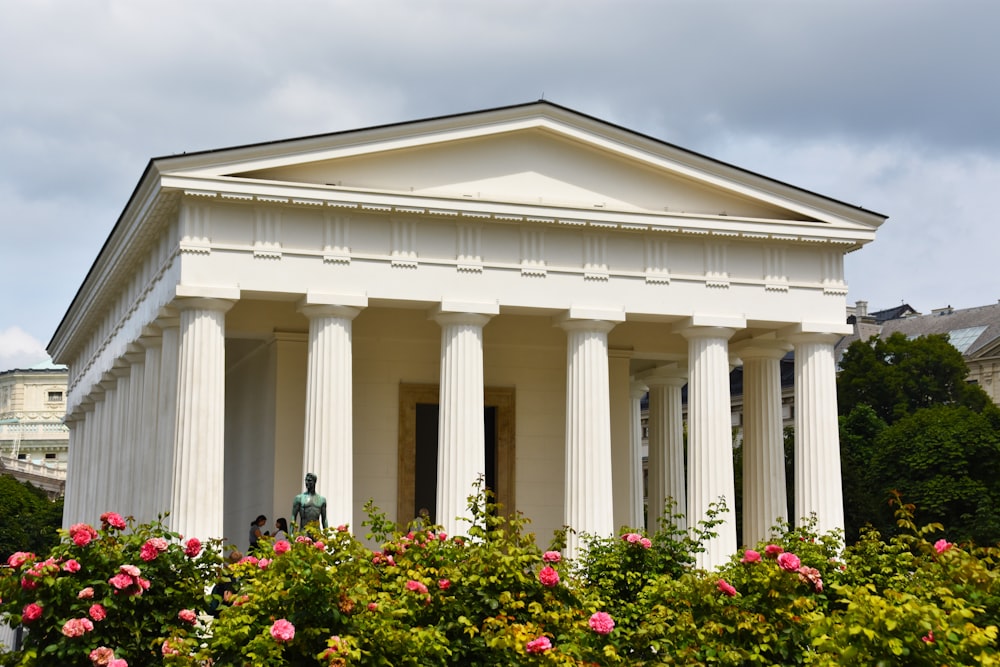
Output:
2,1,998,369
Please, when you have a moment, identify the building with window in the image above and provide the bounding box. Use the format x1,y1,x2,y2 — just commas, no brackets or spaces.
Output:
49,102,885,567
0,362,69,497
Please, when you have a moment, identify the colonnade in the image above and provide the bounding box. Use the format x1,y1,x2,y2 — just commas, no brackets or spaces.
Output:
63,296,844,569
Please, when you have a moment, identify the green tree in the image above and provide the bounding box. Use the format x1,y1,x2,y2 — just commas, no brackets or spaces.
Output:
0,475,63,561
837,332,994,424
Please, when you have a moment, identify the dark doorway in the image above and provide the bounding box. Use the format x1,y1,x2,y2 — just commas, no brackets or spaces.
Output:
414,404,498,525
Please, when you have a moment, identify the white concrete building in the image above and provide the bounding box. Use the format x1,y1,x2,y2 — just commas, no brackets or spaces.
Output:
0,363,69,497
49,102,884,567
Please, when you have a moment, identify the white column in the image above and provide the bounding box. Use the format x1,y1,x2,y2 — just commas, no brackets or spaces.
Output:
75,398,98,525
560,318,617,559
299,304,362,529
628,380,648,529
609,350,633,531
738,340,792,546
433,310,493,537
121,348,145,518
137,329,162,523
681,326,737,569
155,313,180,524
789,333,845,536
170,297,233,540
643,366,688,533
62,409,85,527
109,363,131,515
94,376,116,522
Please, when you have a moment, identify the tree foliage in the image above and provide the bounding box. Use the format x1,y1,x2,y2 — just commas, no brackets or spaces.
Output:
0,475,63,562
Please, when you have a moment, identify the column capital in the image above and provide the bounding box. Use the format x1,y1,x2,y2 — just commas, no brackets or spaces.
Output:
784,332,843,346
173,297,235,314
732,338,793,360
638,364,688,387
555,317,618,335
630,380,649,399
299,303,363,321
676,325,736,342
431,311,494,328
154,306,180,329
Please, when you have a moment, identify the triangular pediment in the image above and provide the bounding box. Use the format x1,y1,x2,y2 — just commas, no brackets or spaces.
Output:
156,102,885,233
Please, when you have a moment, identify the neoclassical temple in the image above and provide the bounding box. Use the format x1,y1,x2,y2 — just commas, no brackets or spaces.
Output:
50,102,884,567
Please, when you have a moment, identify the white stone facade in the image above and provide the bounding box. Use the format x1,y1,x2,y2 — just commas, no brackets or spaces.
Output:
0,366,69,497
49,103,884,567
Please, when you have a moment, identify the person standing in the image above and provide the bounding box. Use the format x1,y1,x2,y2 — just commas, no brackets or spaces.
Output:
249,514,267,552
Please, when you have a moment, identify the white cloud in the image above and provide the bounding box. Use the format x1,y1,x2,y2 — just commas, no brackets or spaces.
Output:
0,327,50,371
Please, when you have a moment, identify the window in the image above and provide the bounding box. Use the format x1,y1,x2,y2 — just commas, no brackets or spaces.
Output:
947,326,988,354
48,391,63,402
45,453,56,459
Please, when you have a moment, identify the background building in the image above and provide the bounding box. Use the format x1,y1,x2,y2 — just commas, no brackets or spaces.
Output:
0,362,69,498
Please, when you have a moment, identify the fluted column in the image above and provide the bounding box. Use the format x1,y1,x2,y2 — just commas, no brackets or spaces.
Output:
628,380,648,529
299,303,362,529
738,340,792,546
681,326,737,569
643,366,688,533
789,333,844,536
109,363,131,514
121,348,145,518
136,329,162,523
155,314,180,521
560,318,618,559
94,376,116,521
62,408,86,527
433,310,493,537
75,398,99,525
170,297,233,540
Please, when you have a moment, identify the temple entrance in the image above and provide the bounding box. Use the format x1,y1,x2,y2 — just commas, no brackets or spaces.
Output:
397,384,515,526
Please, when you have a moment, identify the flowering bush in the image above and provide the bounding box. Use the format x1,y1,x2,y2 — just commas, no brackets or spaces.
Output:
2,493,999,665
0,513,221,666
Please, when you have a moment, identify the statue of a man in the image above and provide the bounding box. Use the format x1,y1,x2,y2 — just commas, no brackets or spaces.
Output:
292,472,327,530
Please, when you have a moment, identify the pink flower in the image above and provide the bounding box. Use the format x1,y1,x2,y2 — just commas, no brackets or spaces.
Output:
525,636,552,654
184,537,202,558
314,542,325,551
89,604,107,621
100,512,127,530
109,660,128,667
741,549,761,563
161,638,180,656
7,551,34,568
589,611,615,635
239,556,259,566
797,565,824,592
89,646,115,665
21,577,37,590
777,552,801,572
258,558,272,569
270,618,295,642
764,544,783,558
539,565,559,587
178,609,197,625
337,524,348,532
406,579,429,595
78,587,95,599
623,532,641,544
543,550,562,563
922,631,935,644
934,539,952,554
70,523,98,547
367,602,378,611
717,579,737,597
120,564,140,577
438,579,451,590
62,617,95,637
140,543,159,562
109,573,133,590
22,603,43,623
273,540,291,555
639,537,652,549
62,558,82,573
295,535,312,544
438,532,447,541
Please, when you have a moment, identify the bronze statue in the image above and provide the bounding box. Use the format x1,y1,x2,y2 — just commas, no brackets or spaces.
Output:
292,472,328,530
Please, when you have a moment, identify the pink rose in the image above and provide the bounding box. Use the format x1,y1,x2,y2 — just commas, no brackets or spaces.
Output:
140,543,159,562
270,618,295,642
100,512,127,530
337,524,348,532
717,579,737,597
161,639,180,656
178,609,197,625
90,646,115,664
639,537,652,549
78,587,95,599
741,549,761,563
70,523,98,547
922,631,935,644
295,535,312,544
314,542,325,551
367,602,377,611
61,617,95,637
797,565,824,592
7,551,34,568
405,579,429,595
934,539,952,554
62,558,82,573
21,577,37,590
777,552,801,572
109,660,128,667
539,565,559,587
22,603,43,623
438,579,451,590
109,573,134,591
273,540,291,555
764,544,784,558
184,537,202,558
258,558,271,569
438,532,447,541
89,604,107,621
239,556,259,566
589,611,615,635
120,564,140,577
623,532,641,544
525,636,552,654
542,550,561,563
